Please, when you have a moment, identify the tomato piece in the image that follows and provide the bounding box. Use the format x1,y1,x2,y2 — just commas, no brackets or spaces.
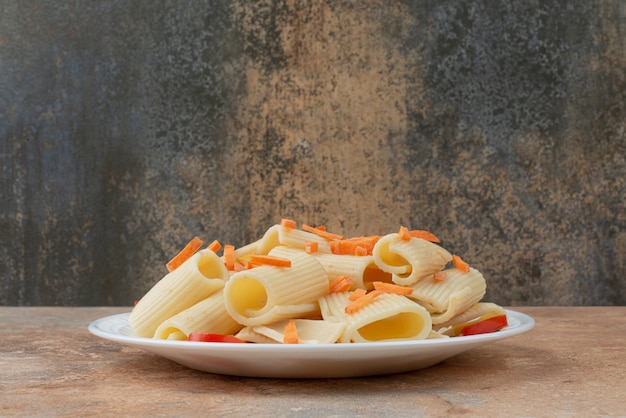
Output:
461,314,508,336
187,332,246,343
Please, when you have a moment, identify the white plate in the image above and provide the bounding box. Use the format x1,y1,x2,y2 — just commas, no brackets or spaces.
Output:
88,309,534,378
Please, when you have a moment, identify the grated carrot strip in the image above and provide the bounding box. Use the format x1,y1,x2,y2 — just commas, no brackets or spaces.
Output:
433,271,447,282
207,239,221,253
223,244,235,271
248,254,292,268
283,319,298,344
354,245,368,256
329,275,353,293
345,290,382,314
302,224,345,241
166,236,203,272
408,230,441,243
452,255,470,273
373,281,413,296
398,226,412,241
280,218,297,229
305,241,318,254
348,288,367,301
330,235,380,256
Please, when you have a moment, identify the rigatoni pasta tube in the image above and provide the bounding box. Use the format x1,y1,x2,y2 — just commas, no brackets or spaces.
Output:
250,319,346,344
129,249,227,337
313,253,392,290
373,233,452,286
408,267,486,324
318,291,432,343
255,224,332,254
153,289,243,340
223,247,329,326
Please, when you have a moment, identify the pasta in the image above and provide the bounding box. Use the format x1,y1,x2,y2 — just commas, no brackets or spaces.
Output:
372,233,452,286
129,249,228,338
153,289,243,340
319,291,432,343
223,246,328,326
256,224,332,254
408,267,486,324
129,221,507,343
312,252,392,290
237,319,346,344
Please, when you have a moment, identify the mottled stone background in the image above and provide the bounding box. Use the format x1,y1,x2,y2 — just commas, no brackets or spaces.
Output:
1,1,624,306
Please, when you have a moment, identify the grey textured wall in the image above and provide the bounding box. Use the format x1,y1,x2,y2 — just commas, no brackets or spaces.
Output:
1,1,624,306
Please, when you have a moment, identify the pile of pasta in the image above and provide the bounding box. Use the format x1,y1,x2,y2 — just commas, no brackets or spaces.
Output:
129,220,508,344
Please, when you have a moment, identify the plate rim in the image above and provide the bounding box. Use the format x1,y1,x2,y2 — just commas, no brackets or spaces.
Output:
88,309,535,352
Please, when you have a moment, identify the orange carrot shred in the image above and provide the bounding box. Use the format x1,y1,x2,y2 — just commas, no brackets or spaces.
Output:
345,290,382,314
248,254,292,268
408,230,441,243
433,271,447,282
233,261,247,272
330,235,380,256
305,241,318,254
207,239,221,253
316,225,326,231
452,255,470,273
223,244,235,271
280,218,297,229
283,319,298,344
166,236,203,272
329,275,353,293
302,224,345,241
373,281,413,296
354,245,368,256
348,288,367,301
398,226,412,241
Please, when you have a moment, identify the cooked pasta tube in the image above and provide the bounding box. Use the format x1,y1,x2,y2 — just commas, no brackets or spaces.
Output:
408,267,486,324
318,291,432,343
373,233,452,286
129,249,227,337
435,302,506,336
313,253,392,289
223,246,329,326
153,289,243,340
250,319,346,344
235,327,279,344
255,224,332,254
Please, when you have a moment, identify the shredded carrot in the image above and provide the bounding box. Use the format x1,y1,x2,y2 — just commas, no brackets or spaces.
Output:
408,230,441,243
305,241,318,254
330,235,380,256
452,255,470,273
166,236,203,272
316,225,326,231
207,239,221,253
223,244,235,271
283,319,298,344
329,275,353,293
302,224,345,241
398,226,412,241
248,254,292,268
233,259,249,272
433,271,447,282
280,218,297,229
354,245,368,256
345,290,382,314
348,288,367,301
373,281,413,296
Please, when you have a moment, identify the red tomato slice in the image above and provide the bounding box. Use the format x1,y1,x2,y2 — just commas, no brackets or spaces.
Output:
461,314,508,336
187,332,246,343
